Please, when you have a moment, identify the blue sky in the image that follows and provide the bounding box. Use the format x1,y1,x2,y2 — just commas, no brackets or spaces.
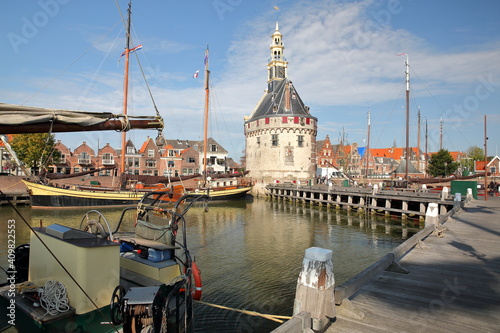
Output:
2,0,500,161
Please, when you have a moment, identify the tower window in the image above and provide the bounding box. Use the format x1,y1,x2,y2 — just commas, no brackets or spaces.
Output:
297,135,304,147
271,134,279,147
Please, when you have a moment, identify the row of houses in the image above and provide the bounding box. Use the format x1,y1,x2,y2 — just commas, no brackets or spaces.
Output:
315,135,500,179
0,136,241,178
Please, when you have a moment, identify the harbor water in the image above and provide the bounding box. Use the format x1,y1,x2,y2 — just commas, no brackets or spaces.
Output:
0,198,422,332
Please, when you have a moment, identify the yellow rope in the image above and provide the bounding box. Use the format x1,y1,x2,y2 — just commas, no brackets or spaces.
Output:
195,300,292,323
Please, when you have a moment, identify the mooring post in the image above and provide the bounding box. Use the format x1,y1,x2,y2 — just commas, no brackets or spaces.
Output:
425,202,439,227
454,192,462,208
466,188,473,200
441,186,449,200
293,247,335,331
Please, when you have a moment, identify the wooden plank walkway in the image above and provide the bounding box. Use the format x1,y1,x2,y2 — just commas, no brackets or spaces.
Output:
330,197,500,333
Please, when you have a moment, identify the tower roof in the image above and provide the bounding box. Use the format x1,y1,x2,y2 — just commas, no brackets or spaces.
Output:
247,78,313,121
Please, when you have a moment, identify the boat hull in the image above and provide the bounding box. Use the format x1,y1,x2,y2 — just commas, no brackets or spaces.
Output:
22,180,142,208
188,186,252,201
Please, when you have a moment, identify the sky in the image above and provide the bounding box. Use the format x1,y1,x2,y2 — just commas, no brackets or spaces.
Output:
2,0,500,162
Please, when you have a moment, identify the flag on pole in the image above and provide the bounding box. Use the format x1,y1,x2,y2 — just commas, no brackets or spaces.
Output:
121,44,143,57
204,50,209,65
193,70,200,78
396,53,407,56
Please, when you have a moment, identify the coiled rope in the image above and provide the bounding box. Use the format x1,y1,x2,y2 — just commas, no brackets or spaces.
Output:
40,280,70,316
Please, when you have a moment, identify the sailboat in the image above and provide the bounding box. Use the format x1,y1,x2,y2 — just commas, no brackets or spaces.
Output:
184,47,252,200
3,1,182,208
0,3,206,332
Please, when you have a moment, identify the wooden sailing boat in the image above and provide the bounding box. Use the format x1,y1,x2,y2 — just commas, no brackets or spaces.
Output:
184,47,252,200
8,1,183,208
0,3,205,332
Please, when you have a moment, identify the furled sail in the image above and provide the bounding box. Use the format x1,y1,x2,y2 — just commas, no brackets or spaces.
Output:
0,103,163,134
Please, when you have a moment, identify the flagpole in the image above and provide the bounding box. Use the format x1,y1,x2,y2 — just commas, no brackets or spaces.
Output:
484,114,488,201
404,53,410,181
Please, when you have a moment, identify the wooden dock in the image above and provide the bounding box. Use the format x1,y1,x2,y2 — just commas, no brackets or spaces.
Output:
266,184,456,220
329,197,500,332
0,176,30,206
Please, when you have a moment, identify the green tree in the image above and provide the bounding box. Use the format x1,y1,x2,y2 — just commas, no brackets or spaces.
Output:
427,149,458,177
463,145,484,171
10,133,60,172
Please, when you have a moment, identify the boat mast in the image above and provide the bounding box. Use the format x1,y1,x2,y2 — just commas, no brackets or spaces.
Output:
203,46,210,184
439,117,443,150
120,1,132,175
417,107,421,171
365,108,370,179
404,53,410,180
425,119,428,177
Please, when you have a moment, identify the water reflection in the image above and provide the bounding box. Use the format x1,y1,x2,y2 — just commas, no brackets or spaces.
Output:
0,198,422,332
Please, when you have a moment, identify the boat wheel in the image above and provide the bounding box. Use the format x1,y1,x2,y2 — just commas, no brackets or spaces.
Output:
82,220,108,238
110,285,126,325
79,210,114,240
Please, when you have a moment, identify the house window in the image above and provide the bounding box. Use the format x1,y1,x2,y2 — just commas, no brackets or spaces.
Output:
102,153,113,165
188,157,196,163
257,137,261,145
210,144,217,152
127,147,135,154
127,158,139,167
168,150,175,157
145,160,156,168
168,160,175,168
148,149,154,157
272,134,279,146
297,135,304,147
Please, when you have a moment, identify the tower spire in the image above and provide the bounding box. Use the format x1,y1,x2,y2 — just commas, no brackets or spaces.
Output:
267,21,288,83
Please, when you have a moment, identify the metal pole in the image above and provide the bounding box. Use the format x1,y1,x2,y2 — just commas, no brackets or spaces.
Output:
484,115,488,201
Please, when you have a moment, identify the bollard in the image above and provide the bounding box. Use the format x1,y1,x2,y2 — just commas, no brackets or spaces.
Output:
293,247,335,331
441,186,449,200
467,188,473,200
372,184,378,195
425,203,439,227
454,193,462,208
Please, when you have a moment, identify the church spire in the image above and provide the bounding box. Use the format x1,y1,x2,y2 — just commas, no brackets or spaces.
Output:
267,21,288,83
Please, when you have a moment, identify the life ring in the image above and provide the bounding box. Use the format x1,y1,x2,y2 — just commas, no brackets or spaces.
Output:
191,261,202,301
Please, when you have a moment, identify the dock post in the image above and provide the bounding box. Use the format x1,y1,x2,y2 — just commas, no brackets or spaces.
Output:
425,203,439,227
441,186,449,200
454,193,462,208
294,247,335,331
467,188,473,200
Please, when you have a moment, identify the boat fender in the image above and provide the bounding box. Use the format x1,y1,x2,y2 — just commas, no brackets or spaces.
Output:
191,261,202,301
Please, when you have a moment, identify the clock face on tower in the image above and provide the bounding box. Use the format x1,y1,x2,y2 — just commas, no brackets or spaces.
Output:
276,66,285,78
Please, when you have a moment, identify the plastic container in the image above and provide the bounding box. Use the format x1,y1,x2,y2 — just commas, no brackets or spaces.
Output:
148,248,172,262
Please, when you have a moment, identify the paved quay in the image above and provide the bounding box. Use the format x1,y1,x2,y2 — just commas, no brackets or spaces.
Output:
329,197,500,333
